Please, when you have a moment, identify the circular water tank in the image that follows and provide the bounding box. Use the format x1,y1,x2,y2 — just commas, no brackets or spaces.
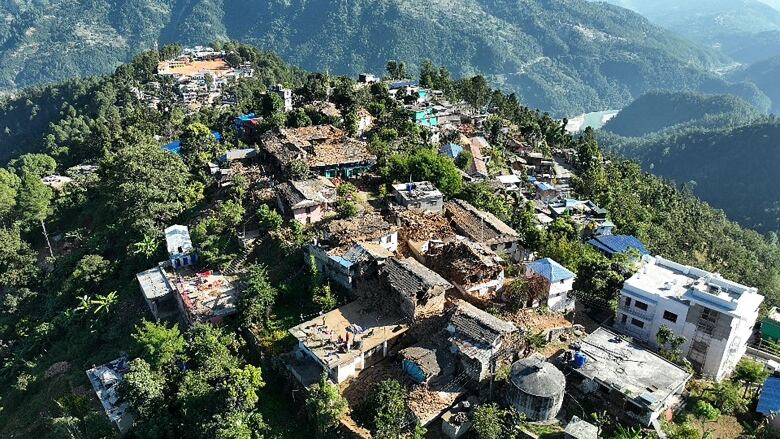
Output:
508,356,566,421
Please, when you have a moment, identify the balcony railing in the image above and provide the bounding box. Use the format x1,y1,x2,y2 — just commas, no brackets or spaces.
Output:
617,303,655,321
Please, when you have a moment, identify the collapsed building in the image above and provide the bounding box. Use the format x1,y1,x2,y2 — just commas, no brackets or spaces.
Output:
446,300,518,382
426,239,505,300
381,257,452,321
86,357,134,433
444,199,524,261
261,125,376,178
308,213,398,293
392,207,456,260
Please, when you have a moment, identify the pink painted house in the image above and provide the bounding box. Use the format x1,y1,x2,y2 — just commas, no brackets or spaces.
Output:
276,177,337,224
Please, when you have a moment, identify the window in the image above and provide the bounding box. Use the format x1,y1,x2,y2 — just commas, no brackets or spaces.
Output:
624,296,632,307
621,314,628,324
634,301,648,311
663,310,678,323
630,318,645,328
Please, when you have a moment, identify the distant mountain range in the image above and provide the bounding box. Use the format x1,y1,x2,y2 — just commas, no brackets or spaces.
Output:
0,0,770,115
596,0,780,64
599,91,780,233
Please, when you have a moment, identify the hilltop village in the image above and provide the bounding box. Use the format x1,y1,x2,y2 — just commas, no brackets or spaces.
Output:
9,45,780,438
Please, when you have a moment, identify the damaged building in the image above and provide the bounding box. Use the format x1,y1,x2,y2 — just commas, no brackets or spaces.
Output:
446,300,518,382
288,300,409,384
168,268,241,326
86,357,134,433
444,199,524,261
261,125,376,178
308,213,398,292
276,177,338,225
563,327,691,427
425,239,505,300
381,257,452,321
399,339,456,385
392,208,456,260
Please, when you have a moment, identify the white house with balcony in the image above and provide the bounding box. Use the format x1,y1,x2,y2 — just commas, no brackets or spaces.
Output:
614,255,763,381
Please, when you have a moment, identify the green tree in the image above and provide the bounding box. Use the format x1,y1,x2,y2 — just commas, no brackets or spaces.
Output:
0,168,20,223
16,172,54,255
732,358,769,397
120,358,167,420
9,153,57,178
133,321,186,369
239,264,278,328
384,148,463,196
305,372,348,436
180,122,223,175
368,379,407,439
472,403,504,439
257,204,283,232
314,283,338,312
458,181,510,221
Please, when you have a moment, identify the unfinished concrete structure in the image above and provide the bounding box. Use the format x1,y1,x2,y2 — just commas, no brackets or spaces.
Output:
565,327,691,426
507,354,566,421
426,239,505,300
288,300,409,383
445,199,523,261
169,268,241,326
381,257,452,321
136,265,177,321
447,300,518,382
564,416,599,439
391,181,444,213
614,255,763,380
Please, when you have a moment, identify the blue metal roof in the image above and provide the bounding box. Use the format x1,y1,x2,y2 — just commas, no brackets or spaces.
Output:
587,235,649,257
212,131,222,141
758,377,780,415
237,113,256,122
440,143,463,159
534,181,555,192
162,140,182,155
330,256,354,269
526,258,575,282
527,175,537,182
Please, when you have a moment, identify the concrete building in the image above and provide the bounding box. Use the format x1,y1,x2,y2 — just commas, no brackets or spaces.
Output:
564,327,691,426
276,177,337,224
391,181,444,213
444,199,523,261
269,84,293,112
165,225,197,268
288,300,409,383
381,257,452,321
507,354,565,421
564,416,599,439
136,265,177,321
525,258,576,313
614,255,764,380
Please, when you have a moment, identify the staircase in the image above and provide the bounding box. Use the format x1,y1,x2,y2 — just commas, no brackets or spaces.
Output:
224,236,264,275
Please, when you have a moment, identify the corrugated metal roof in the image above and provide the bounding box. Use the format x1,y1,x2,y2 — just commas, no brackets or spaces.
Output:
758,377,780,415
587,235,649,256
526,258,575,282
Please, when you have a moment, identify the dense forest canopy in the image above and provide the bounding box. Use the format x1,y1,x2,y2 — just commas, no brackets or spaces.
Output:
0,0,771,115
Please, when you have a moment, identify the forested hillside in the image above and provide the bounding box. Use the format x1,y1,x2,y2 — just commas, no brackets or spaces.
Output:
600,92,780,233
601,91,762,137
0,0,769,115
730,55,780,113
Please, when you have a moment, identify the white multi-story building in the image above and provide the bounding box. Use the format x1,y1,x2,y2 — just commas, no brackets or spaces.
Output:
614,255,763,381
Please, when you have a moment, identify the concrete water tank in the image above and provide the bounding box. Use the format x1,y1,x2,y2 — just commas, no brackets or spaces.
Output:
507,354,566,421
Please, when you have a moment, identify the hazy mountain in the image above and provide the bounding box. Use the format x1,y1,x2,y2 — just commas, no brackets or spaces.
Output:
730,55,780,113
595,0,780,64
600,91,779,232
0,0,767,115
